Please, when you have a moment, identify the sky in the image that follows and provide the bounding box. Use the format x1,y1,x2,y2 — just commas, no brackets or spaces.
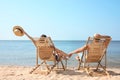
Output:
0,0,120,40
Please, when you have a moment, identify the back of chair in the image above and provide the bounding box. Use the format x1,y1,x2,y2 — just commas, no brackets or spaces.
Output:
37,37,56,61
85,37,108,63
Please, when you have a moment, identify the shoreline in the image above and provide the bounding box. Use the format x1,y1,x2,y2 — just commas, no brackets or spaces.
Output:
0,65,120,80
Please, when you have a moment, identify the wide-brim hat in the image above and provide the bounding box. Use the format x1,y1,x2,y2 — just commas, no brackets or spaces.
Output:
13,26,24,36
93,33,101,39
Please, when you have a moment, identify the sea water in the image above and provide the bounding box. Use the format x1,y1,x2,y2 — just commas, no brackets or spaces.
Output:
0,40,120,68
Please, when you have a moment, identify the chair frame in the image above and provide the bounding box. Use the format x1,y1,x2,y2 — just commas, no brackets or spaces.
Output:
29,37,66,74
77,37,111,76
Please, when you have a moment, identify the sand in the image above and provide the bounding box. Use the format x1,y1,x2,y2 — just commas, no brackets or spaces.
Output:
0,65,120,80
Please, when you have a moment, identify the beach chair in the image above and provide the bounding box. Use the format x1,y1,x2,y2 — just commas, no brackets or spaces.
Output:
77,36,111,76
29,37,66,74
13,26,66,74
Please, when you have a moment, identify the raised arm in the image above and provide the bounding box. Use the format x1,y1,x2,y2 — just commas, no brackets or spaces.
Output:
13,26,36,47
100,35,112,48
24,31,38,47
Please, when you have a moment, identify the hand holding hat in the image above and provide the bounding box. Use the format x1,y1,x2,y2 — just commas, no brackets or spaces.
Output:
13,26,24,36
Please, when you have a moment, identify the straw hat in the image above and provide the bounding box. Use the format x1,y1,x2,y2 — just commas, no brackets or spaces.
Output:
93,33,101,39
13,26,24,36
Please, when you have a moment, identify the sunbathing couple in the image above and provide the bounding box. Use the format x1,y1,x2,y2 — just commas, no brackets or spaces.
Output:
13,26,111,60
34,33,111,60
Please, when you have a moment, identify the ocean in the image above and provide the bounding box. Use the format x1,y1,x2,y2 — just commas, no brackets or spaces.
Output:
0,40,120,68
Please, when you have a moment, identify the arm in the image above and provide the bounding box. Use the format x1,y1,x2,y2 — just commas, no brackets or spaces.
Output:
68,44,88,57
100,35,112,48
24,31,37,47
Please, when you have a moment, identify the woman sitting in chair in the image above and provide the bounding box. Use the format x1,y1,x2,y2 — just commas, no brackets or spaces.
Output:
68,33,111,58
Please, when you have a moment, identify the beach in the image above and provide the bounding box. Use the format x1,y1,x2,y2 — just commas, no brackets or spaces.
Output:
0,40,120,80
0,65,120,80
1,0,120,79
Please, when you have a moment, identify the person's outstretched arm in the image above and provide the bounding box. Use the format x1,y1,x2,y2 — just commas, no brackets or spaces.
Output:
68,44,88,58
24,31,36,47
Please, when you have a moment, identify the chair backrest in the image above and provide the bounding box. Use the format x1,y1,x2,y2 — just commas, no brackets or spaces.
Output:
85,37,111,63
36,37,56,61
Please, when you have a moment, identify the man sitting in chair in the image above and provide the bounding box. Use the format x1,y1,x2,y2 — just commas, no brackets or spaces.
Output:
38,34,68,60
68,33,111,58
13,26,68,60
25,33,68,60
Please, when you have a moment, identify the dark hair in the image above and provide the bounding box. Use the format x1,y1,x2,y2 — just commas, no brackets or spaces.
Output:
41,34,47,37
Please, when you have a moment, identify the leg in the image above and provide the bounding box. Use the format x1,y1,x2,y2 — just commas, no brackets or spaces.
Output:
55,48,68,59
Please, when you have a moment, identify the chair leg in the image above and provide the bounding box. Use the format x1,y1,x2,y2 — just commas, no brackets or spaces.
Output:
65,60,67,69
56,60,66,70
29,61,44,74
78,53,84,70
30,65,40,74
84,67,93,76
60,61,65,70
99,63,109,76
44,61,51,71
49,61,58,73
95,62,100,71
78,60,81,70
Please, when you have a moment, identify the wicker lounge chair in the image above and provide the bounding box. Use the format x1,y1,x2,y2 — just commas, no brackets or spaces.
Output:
77,36,111,76
13,26,66,74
